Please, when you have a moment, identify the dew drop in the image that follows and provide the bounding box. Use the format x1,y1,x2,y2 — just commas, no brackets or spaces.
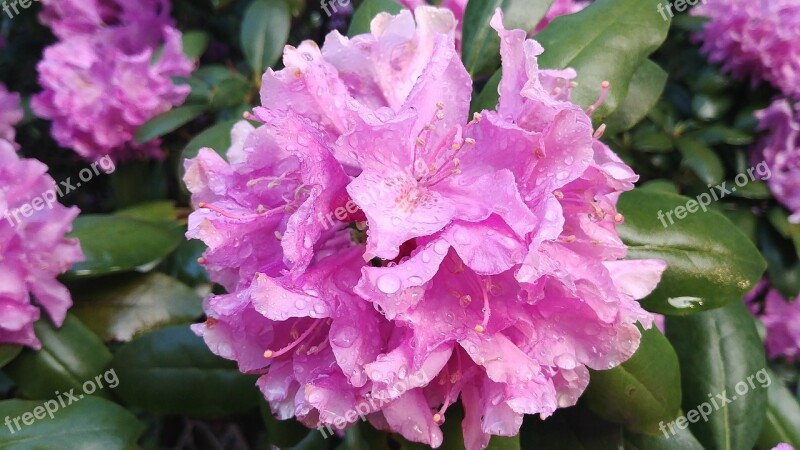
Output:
331,326,358,348
377,274,402,294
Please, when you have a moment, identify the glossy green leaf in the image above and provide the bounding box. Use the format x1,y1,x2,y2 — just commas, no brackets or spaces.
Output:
471,69,502,114
111,326,259,417
756,370,800,448
676,137,725,185
182,30,210,60
241,0,291,76
115,201,179,223
4,315,113,400
617,189,767,315
536,0,671,121
521,407,623,449
348,0,403,36
584,328,681,434
66,215,184,278
71,273,202,342
134,104,208,144
665,301,768,450
632,127,674,153
695,125,753,146
0,345,21,368
604,60,668,134
461,0,554,79
0,397,144,449
624,427,704,449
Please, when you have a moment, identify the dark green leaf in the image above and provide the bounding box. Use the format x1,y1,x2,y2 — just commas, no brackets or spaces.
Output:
604,60,668,134
71,273,202,342
521,407,623,449
134,104,208,144
676,137,724,185
757,370,800,448
260,397,316,448
179,119,237,183
115,201,179,223
182,30,210,60
348,0,403,37
617,189,767,315
471,69,502,114
0,345,21,368
66,215,184,278
461,0,554,79
666,301,768,450
632,127,674,153
111,326,259,417
241,0,291,76
692,94,733,121
624,426,704,449
694,125,753,146
0,397,144,449
5,315,113,400
584,328,681,434
536,0,671,120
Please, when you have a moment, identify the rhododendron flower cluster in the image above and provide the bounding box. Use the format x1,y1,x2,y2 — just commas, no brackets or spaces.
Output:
32,0,193,161
692,0,800,100
0,142,83,349
747,286,800,362
186,7,665,449
0,83,22,149
755,99,800,223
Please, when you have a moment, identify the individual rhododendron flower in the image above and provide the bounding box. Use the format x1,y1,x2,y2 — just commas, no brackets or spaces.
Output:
692,0,800,99
755,99,800,223
186,7,666,449
0,141,83,349
0,83,22,148
32,0,192,161
749,288,800,361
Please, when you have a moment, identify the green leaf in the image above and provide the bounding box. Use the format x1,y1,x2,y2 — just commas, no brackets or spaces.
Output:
240,0,291,76
0,345,21,368
348,0,403,37
471,69,502,114
0,397,144,449
110,326,259,417
758,221,800,300
461,0,554,79
134,104,208,144
756,370,800,448
66,215,184,278
182,30,210,60
624,427,704,449
179,119,237,183
632,127,674,153
604,60,668,134
694,125,753,146
676,136,725,185
536,0,671,121
486,436,520,450
116,201,179,223
70,273,202,342
617,189,767,315
665,301,768,450
692,93,733,121
584,327,681,434
4,315,113,400
259,397,315,448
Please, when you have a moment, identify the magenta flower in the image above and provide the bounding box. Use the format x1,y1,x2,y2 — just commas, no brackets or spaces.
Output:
754,289,800,361
0,142,83,349
187,8,665,449
755,99,800,223
32,0,193,161
692,0,800,99
0,83,22,149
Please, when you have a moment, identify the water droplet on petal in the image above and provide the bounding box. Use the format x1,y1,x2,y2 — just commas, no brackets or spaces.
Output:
377,274,402,294
331,326,359,348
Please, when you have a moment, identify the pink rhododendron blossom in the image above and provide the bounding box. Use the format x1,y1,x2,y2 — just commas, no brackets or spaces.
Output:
751,289,800,361
755,99,800,223
32,0,193,161
0,142,83,349
692,0,800,99
0,83,22,149
186,7,665,449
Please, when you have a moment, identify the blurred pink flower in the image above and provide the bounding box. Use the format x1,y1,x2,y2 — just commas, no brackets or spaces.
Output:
0,142,83,349
32,0,193,161
758,289,800,361
755,99,800,223
186,8,664,449
693,0,800,99
0,83,22,149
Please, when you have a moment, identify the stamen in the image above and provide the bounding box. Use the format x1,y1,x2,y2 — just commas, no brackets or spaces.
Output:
264,320,322,360
563,235,577,243
586,81,610,116
479,278,491,332
464,138,476,145
198,202,280,221
614,213,624,223
553,190,564,200
197,257,206,265
242,111,252,120
593,124,607,139
274,230,283,240
436,111,445,120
